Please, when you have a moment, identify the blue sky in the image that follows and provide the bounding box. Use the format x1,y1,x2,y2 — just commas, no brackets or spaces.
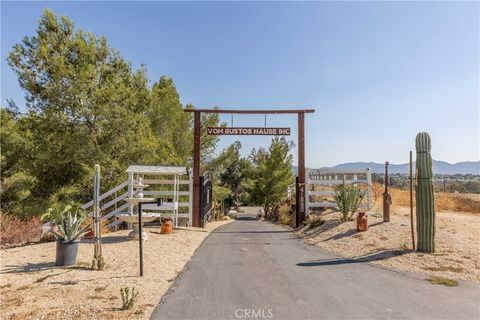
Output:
1,1,479,167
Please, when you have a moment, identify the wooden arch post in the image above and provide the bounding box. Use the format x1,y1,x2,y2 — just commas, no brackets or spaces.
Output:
185,108,315,227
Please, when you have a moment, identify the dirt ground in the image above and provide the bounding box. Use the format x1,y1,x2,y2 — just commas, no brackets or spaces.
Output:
298,207,480,282
0,220,232,320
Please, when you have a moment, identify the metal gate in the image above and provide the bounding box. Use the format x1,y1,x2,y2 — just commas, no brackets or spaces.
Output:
199,172,213,227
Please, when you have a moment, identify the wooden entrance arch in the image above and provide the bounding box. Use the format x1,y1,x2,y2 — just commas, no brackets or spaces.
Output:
184,108,315,227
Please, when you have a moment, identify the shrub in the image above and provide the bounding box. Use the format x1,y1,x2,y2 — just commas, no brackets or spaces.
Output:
120,287,138,310
333,182,367,222
306,214,325,229
50,212,90,241
278,209,291,226
427,276,458,287
0,214,42,246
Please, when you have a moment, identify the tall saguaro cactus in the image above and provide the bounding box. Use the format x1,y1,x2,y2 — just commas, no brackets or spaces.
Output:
415,132,436,253
92,164,106,270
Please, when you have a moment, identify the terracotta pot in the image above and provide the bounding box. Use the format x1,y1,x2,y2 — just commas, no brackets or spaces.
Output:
84,228,95,239
161,218,173,234
356,212,368,232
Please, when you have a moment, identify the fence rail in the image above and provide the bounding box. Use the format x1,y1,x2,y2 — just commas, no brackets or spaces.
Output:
82,170,193,229
306,168,372,215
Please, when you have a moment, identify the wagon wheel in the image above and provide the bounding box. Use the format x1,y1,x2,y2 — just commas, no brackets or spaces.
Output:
351,181,377,211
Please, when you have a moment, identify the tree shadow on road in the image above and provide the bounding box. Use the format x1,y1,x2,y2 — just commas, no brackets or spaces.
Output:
296,249,412,267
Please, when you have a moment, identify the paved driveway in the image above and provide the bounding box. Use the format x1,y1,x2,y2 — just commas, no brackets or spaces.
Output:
151,219,479,320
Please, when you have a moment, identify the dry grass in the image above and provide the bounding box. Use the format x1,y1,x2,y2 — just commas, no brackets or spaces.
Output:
428,276,459,287
277,205,292,225
372,183,480,214
0,214,42,246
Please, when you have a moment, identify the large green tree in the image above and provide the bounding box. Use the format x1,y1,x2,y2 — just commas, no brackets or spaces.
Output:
7,9,157,198
206,141,253,208
248,137,294,218
2,9,219,217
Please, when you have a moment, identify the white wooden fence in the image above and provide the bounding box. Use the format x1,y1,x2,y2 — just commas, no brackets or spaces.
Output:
82,169,193,228
305,168,372,215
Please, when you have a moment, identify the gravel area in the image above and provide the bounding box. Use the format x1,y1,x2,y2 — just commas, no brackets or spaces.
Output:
298,208,480,282
0,220,232,320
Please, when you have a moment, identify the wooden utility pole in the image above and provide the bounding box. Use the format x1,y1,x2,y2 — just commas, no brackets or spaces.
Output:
409,151,415,250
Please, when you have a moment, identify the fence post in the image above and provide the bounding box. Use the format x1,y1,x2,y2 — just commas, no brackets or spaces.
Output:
305,169,310,218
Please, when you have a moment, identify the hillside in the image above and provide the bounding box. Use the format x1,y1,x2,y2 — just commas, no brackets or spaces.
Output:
294,160,479,175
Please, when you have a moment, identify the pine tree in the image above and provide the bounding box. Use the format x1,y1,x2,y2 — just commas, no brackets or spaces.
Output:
248,137,294,218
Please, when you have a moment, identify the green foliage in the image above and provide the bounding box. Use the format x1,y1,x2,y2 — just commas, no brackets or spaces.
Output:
49,208,90,241
333,182,367,222
2,9,220,218
120,287,138,310
206,141,253,208
416,132,436,253
41,203,83,224
247,137,294,219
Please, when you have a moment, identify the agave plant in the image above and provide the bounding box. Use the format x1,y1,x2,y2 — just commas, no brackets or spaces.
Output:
41,204,82,224
333,182,367,222
50,211,90,241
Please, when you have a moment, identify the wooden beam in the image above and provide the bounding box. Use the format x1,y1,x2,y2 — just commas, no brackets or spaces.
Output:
192,111,201,227
184,108,315,114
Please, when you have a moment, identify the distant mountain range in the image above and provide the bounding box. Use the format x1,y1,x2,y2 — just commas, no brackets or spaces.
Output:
294,160,479,175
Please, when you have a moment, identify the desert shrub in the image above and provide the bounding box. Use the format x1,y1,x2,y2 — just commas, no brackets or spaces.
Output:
0,214,42,246
277,205,292,225
333,182,367,222
427,276,458,287
120,287,138,310
306,214,325,228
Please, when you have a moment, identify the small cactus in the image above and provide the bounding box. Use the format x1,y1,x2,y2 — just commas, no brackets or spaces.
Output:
120,287,138,310
415,132,436,253
92,164,106,270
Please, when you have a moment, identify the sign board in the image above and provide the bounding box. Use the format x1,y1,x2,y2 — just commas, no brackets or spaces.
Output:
207,127,291,136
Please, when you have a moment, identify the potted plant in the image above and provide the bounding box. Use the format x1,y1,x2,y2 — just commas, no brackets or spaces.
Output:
49,210,90,266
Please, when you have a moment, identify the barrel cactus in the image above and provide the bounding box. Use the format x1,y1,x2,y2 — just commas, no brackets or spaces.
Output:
415,132,435,253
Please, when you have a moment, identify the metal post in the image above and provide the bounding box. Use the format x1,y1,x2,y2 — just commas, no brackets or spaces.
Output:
192,111,201,227
383,161,391,222
298,112,306,225
410,151,415,250
138,202,144,277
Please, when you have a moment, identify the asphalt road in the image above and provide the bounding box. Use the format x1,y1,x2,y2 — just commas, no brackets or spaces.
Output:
151,217,479,320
